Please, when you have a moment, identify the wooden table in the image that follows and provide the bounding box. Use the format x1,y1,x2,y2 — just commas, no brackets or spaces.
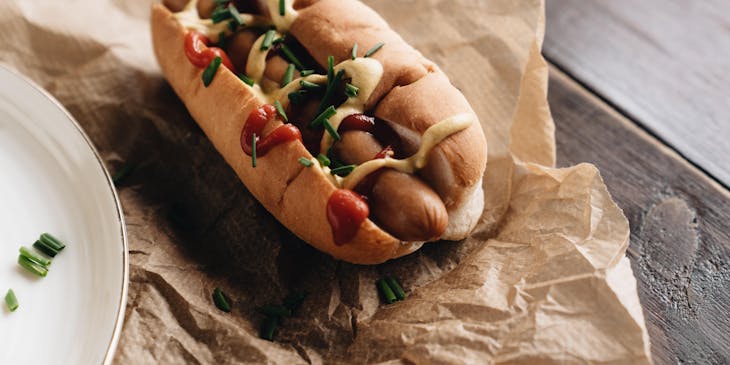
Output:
545,1,730,364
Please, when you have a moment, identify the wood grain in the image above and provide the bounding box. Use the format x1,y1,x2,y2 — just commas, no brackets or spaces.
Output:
544,0,730,186
549,66,730,364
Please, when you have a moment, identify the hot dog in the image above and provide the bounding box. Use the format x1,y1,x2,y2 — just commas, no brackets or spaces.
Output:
151,0,488,264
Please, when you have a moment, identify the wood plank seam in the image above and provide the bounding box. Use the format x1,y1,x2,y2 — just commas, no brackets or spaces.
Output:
544,58,730,193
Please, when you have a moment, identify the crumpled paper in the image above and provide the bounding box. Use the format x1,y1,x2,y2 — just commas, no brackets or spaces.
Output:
0,0,652,363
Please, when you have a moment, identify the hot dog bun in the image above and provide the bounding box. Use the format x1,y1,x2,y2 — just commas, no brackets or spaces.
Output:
151,0,487,264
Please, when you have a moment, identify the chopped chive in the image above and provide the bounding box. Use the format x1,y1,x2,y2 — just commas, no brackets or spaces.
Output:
260,316,278,341
5,289,18,312
330,164,356,176
274,100,288,122
385,277,406,300
33,239,57,257
259,305,292,317
261,29,276,51
228,3,244,26
299,69,314,76
251,133,257,168
288,90,307,106
112,163,135,185
238,73,254,86
281,63,295,87
283,292,308,311
217,31,227,49
317,70,344,115
279,0,286,16
212,287,231,312
345,83,359,98
228,19,238,32
213,0,228,4
211,5,232,23
299,80,322,91
317,153,330,167
202,56,222,87
40,233,66,251
19,246,51,268
279,44,304,70
364,42,385,58
272,36,286,45
327,55,334,81
18,256,48,277
309,105,337,128
376,279,396,304
298,157,313,167
322,119,341,141
351,43,358,60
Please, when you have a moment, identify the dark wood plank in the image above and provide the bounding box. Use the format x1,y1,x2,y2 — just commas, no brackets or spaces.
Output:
549,66,730,364
544,0,730,186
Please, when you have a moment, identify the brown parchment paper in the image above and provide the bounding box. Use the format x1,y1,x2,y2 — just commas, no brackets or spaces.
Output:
0,0,652,363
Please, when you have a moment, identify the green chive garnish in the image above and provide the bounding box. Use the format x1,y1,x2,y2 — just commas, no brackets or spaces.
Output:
19,246,51,268
228,3,244,26
351,43,358,60
385,277,406,300
300,80,322,91
238,73,254,86
274,100,288,122
202,56,222,87
18,256,48,277
279,0,286,16
298,157,313,167
322,120,340,141
309,105,337,128
279,44,304,70
316,70,344,115
288,90,307,106
376,279,396,304
112,164,135,185
327,55,334,81
33,239,57,257
33,232,66,257
261,29,276,51
212,288,231,312
317,153,330,167
259,305,292,317
260,316,278,341
345,83,359,98
217,32,227,49
211,5,232,23
330,164,356,176
40,233,66,251
5,289,18,312
282,63,295,87
364,42,385,58
251,133,257,168
272,36,286,45
300,69,314,76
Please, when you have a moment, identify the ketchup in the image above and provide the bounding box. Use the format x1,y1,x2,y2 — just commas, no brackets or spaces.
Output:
184,31,235,71
339,114,375,133
241,104,302,158
327,189,370,245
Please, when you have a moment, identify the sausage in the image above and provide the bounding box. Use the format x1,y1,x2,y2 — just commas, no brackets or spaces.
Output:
196,0,216,19
333,131,448,241
227,30,259,72
162,0,189,12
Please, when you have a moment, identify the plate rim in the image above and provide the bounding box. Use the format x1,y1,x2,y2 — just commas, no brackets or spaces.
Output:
0,64,129,365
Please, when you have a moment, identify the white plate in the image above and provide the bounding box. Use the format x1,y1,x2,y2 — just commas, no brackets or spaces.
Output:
0,65,128,364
